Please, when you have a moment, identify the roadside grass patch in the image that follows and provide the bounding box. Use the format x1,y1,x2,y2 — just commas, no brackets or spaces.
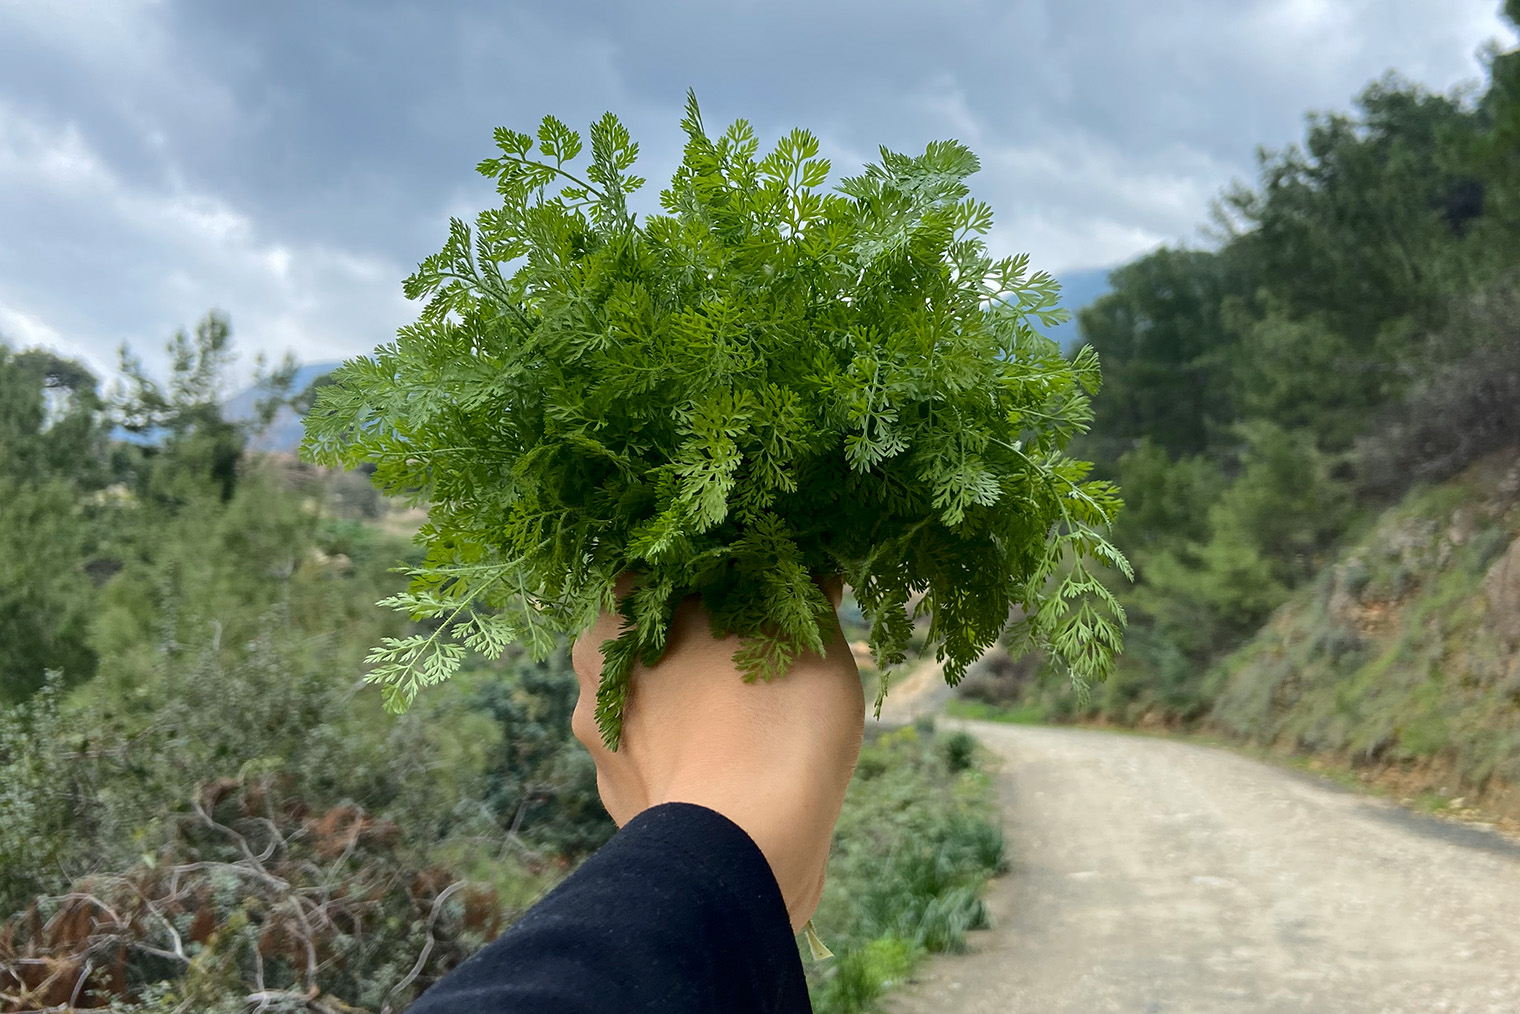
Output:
809,723,1005,1013
945,698,1049,724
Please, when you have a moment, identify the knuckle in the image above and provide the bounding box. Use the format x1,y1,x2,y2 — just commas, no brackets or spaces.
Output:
570,635,596,681
570,690,598,749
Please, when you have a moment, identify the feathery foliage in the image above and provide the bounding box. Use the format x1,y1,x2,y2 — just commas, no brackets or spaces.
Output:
302,93,1128,747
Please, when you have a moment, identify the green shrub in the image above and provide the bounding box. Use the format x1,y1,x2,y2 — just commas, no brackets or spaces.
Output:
914,885,989,953
1357,274,1520,496
817,936,914,1013
809,726,1004,1012
1469,525,1511,571
0,675,77,916
940,730,979,773
466,650,614,857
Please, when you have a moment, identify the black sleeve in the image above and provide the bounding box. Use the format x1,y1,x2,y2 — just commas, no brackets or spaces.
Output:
408,802,813,1014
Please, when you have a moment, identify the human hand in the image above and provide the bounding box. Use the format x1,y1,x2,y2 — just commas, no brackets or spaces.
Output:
570,575,866,933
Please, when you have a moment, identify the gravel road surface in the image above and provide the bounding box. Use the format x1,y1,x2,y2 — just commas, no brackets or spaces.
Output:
881,722,1520,1014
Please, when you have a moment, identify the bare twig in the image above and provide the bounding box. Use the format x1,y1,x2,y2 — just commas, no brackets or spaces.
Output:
252,941,268,1009
89,876,187,961
68,957,93,1009
43,892,126,932
283,895,322,993
244,988,346,1013
190,798,284,870
381,881,467,1014
170,858,289,894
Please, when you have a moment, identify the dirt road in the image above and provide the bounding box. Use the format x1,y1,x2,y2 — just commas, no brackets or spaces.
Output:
882,722,1520,1014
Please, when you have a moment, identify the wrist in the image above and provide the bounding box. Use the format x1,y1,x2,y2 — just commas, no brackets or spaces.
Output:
658,765,831,931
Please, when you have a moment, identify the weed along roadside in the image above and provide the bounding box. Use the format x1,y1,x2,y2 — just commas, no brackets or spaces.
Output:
806,721,1007,1014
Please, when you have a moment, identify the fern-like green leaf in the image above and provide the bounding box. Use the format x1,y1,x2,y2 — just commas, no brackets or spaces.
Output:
301,96,1131,748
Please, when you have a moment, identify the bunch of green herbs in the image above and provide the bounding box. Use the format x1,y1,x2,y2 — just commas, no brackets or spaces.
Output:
301,94,1128,748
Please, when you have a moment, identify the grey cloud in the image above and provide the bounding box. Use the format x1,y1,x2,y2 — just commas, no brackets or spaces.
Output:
0,98,409,381
0,0,1511,378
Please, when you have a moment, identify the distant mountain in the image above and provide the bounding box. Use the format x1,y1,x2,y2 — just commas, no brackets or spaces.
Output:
228,361,343,454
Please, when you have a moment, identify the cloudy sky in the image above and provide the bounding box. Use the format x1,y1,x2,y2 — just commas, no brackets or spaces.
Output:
0,0,1513,384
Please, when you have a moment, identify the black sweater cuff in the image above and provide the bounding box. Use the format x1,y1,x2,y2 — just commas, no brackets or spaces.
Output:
409,802,811,1014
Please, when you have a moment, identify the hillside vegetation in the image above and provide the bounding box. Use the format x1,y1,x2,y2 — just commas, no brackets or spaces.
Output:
1207,455,1520,819
957,4,1520,823
0,314,1003,1011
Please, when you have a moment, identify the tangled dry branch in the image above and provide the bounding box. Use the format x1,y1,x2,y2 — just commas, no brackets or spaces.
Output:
1,777,504,1013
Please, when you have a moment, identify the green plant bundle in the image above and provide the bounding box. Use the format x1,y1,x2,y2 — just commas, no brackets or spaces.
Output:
301,93,1129,748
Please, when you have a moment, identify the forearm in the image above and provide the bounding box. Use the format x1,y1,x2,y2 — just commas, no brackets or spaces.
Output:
408,803,812,1014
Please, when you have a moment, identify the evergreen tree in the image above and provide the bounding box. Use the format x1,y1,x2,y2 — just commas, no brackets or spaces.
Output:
0,345,107,699
1078,247,1244,462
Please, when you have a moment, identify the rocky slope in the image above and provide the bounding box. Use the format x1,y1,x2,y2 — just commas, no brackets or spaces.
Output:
1205,451,1520,819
